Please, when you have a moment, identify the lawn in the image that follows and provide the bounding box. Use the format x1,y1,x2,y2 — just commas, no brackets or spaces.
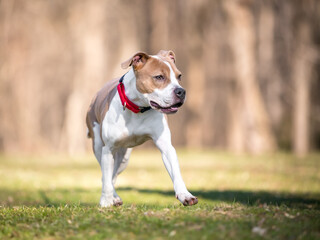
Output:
0,149,319,239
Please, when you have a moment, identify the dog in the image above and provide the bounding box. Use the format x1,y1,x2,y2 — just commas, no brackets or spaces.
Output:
86,50,198,207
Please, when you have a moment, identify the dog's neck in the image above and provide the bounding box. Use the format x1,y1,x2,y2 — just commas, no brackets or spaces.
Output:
122,68,150,108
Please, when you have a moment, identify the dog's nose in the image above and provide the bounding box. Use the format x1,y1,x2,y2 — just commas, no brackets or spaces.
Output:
174,87,186,100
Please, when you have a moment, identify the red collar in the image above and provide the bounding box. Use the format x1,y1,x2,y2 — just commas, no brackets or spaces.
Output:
117,75,151,113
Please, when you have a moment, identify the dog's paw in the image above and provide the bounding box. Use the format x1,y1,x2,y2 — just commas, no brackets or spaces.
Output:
112,196,123,206
176,192,198,206
100,195,123,207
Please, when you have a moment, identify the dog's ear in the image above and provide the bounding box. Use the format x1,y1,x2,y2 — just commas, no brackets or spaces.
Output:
157,50,176,63
121,52,150,70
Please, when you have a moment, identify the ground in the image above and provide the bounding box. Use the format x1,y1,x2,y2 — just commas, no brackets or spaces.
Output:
0,149,319,239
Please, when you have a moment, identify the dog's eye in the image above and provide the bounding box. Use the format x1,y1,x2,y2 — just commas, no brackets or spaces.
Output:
177,74,182,81
153,75,165,81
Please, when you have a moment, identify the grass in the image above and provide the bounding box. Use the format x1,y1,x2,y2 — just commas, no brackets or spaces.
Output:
0,149,319,239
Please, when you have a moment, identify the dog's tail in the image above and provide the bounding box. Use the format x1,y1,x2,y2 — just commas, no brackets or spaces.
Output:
86,112,93,139
87,128,91,138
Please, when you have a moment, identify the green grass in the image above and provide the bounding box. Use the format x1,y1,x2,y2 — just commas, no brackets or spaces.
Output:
0,150,319,239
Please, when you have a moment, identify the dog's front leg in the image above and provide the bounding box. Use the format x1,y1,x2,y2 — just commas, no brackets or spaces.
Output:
100,146,121,207
154,132,198,206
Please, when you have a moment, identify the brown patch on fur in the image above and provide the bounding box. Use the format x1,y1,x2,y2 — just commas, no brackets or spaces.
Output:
135,57,172,94
86,78,119,143
156,51,182,81
167,59,182,81
121,52,149,70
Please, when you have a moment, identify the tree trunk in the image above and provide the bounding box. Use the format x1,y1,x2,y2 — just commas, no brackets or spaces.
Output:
225,0,276,154
60,1,108,154
292,21,315,157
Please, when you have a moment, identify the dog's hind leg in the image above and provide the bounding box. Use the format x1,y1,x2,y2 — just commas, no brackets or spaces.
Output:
102,147,131,206
112,148,132,185
92,122,104,165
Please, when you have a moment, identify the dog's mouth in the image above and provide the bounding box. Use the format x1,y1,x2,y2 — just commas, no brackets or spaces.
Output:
150,101,183,114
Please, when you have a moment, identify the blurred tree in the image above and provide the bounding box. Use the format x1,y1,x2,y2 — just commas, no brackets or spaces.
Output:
225,0,276,153
292,21,316,157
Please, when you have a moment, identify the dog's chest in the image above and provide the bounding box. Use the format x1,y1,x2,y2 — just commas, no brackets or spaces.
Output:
102,108,159,148
113,117,154,148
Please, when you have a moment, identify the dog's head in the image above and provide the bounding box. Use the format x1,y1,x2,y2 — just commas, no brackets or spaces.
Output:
121,50,185,114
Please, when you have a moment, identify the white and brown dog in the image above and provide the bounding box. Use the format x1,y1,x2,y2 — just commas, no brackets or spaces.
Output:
86,50,198,207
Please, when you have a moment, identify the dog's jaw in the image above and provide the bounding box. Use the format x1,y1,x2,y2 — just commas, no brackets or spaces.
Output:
150,100,183,114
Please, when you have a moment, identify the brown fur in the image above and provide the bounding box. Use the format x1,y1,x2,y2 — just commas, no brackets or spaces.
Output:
86,78,119,139
135,57,172,94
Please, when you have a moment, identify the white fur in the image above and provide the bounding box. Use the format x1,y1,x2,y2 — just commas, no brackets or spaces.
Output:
95,56,197,207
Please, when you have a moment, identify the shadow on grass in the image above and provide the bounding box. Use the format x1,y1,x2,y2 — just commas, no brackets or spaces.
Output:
0,187,319,209
117,187,320,209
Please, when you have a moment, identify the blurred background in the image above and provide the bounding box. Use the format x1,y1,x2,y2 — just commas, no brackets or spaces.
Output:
0,0,319,157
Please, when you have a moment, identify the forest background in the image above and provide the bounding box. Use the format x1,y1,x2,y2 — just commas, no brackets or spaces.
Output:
0,0,319,157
